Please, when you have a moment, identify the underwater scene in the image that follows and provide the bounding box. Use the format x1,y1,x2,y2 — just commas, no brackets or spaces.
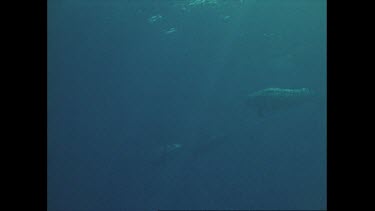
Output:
48,0,326,210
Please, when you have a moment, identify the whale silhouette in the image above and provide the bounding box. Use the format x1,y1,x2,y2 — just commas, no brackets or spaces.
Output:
246,88,315,117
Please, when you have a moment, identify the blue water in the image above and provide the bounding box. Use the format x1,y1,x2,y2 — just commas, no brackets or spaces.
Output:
48,0,326,210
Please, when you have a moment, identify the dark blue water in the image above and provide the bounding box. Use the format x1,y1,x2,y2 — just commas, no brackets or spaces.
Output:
48,0,326,210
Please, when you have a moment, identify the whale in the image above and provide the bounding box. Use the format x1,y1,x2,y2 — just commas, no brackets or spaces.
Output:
246,88,315,117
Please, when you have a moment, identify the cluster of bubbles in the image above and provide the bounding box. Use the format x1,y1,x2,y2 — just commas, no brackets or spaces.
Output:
147,14,177,35
187,0,218,7
146,0,243,35
160,143,182,153
147,14,162,24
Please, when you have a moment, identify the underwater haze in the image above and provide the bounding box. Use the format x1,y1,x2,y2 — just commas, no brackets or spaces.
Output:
48,0,326,210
